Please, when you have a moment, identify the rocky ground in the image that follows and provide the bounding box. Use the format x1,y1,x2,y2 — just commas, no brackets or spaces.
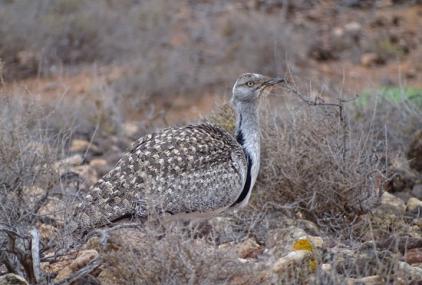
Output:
1,100,421,284
0,1,421,284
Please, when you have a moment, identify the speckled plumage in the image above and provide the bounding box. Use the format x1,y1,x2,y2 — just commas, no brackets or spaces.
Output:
74,73,284,232
77,124,247,229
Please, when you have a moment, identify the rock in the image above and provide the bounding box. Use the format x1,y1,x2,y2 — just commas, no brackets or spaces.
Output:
408,130,422,172
69,139,91,153
360,53,382,67
54,154,83,170
89,159,110,177
387,157,417,193
412,184,422,200
72,165,98,185
320,263,332,272
38,196,66,225
0,274,28,285
55,250,99,282
266,226,307,258
272,250,313,274
413,218,422,228
377,236,422,253
394,191,412,202
122,122,140,138
398,261,422,280
407,197,422,215
236,238,263,259
379,192,406,214
306,236,323,248
332,27,344,37
266,225,324,261
344,22,361,33
405,248,422,264
69,139,102,157
22,186,46,208
345,275,384,285
297,219,321,236
38,223,58,241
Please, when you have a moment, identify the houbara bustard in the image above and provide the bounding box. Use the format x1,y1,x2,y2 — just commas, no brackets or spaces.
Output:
74,73,285,233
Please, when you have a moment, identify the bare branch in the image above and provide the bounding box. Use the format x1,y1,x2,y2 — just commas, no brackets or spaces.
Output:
0,224,28,239
85,222,144,246
30,228,42,283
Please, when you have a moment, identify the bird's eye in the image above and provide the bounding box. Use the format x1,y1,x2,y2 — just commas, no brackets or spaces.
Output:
246,81,254,87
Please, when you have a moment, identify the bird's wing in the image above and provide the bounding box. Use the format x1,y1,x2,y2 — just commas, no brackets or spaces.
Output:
75,124,247,230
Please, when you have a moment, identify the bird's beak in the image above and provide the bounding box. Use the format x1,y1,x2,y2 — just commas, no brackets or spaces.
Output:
259,77,286,94
265,77,286,86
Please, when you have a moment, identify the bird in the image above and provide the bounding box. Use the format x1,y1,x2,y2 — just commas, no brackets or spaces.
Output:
74,73,285,233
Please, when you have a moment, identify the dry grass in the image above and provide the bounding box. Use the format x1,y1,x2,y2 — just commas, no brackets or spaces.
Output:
98,224,261,285
0,88,123,282
0,69,420,283
257,99,383,222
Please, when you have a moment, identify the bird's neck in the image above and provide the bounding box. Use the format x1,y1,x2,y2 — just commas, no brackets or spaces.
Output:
235,102,261,184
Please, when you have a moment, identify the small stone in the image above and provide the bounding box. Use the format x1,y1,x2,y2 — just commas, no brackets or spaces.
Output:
413,218,422,227
360,53,382,67
398,261,422,280
266,226,307,258
55,154,83,169
38,223,58,241
55,250,99,282
0,273,28,285
333,27,344,37
379,192,406,214
123,122,140,138
302,236,324,249
22,186,46,208
272,250,313,273
407,197,422,214
412,184,422,200
346,275,384,285
405,248,422,264
72,165,98,185
69,139,90,153
321,263,332,272
344,21,361,33
236,238,263,259
89,159,110,176
297,219,320,236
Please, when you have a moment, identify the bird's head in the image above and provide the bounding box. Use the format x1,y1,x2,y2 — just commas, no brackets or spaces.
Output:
231,73,285,106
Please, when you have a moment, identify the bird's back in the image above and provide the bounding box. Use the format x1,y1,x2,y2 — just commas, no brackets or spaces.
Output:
75,123,247,231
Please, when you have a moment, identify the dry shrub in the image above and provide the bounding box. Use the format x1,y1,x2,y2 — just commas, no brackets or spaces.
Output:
0,93,69,281
0,94,63,226
254,96,385,225
0,87,123,280
99,224,259,285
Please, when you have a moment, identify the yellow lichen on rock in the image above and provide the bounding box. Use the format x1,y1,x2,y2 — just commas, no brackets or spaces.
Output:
292,238,318,272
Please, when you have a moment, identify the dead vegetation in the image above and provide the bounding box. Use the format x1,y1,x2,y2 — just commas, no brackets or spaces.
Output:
1,81,421,284
0,1,421,284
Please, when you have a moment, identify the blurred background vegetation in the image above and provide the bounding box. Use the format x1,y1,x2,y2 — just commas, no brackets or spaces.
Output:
0,1,421,284
1,0,420,129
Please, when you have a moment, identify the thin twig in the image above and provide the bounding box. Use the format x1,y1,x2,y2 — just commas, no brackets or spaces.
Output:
85,222,144,245
0,224,28,239
282,83,355,162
